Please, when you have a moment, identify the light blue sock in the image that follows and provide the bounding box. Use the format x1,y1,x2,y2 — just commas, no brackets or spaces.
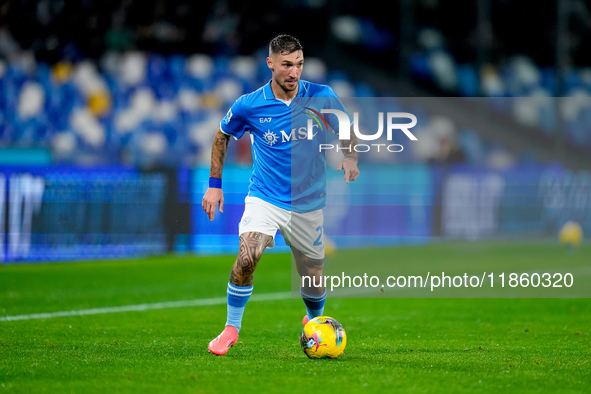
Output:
301,287,327,321
226,282,253,333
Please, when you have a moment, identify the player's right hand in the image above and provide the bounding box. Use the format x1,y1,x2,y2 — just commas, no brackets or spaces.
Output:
202,188,224,221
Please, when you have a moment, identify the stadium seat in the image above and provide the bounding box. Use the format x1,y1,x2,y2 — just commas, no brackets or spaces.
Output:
457,64,479,97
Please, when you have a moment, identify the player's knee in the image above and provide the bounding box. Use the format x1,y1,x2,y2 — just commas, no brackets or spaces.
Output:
305,257,323,270
237,233,269,267
298,256,324,277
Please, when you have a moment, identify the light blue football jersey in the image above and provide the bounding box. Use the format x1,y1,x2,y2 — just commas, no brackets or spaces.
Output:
220,80,350,213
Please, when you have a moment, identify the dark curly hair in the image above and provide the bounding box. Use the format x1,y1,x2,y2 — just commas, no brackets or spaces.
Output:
269,34,303,56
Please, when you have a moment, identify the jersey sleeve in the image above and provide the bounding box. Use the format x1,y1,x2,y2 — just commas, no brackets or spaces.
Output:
324,86,352,135
220,96,249,139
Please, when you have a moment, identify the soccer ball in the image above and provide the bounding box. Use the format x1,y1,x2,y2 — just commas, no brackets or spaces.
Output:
300,316,347,359
559,221,583,248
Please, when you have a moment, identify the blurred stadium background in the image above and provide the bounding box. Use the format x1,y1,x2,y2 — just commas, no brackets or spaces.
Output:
0,0,590,262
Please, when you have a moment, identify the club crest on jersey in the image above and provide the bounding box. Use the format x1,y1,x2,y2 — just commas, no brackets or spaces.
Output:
263,130,279,146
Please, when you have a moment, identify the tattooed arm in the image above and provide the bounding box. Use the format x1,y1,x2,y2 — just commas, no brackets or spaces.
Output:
336,126,360,184
202,126,231,221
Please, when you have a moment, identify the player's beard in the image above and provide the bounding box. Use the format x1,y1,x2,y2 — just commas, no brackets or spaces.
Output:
279,78,298,92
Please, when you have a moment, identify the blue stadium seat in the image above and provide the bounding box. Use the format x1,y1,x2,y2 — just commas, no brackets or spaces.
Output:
354,83,375,98
457,64,479,97
148,54,167,83
326,70,349,85
167,54,187,85
458,129,485,164
409,53,431,80
538,101,556,135
213,56,231,79
540,67,556,95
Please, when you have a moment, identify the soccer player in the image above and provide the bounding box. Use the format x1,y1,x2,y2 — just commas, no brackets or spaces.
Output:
202,34,359,356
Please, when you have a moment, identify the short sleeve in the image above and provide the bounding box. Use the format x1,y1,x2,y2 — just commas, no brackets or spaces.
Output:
220,97,249,139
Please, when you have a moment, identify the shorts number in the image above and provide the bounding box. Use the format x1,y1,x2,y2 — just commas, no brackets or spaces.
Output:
313,226,323,246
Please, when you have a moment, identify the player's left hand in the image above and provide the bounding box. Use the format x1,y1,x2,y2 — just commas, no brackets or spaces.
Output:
337,158,360,184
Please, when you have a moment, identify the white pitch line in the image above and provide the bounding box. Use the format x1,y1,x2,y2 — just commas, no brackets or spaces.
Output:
0,291,292,322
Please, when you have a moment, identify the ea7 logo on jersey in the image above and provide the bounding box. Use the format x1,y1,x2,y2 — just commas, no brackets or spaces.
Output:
259,117,272,123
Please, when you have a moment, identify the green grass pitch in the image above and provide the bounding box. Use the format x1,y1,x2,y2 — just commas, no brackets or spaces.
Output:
1,242,590,393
